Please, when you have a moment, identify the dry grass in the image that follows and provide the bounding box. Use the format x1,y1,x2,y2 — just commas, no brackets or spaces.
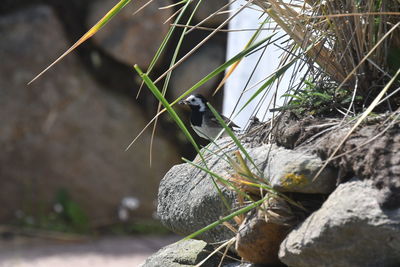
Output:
253,0,400,101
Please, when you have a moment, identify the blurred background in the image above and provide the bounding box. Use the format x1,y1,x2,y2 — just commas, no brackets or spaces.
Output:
0,0,229,265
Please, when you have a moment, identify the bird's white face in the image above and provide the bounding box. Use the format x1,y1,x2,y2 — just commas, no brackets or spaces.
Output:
184,95,206,112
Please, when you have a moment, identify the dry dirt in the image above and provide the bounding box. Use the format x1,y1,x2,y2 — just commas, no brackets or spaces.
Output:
0,235,179,267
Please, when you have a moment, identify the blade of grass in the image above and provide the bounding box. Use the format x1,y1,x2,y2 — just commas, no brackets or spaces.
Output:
184,195,268,240
194,237,236,267
150,0,205,165
153,0,255,85
213,17,272,96
134,65,202,156
169,34,276,105
29,0,132,84
207,103,262,176
135,66,231,212
126,35,274,150
235,58,296,116
136,0,192,98
182,157,256,203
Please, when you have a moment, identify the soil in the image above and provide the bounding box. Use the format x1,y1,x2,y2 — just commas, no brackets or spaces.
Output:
252,112,400,209
0,234,179,267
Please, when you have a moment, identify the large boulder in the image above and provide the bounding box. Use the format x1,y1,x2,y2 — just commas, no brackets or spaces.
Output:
0,5,178,225
157,161,237,243
279,178,400,267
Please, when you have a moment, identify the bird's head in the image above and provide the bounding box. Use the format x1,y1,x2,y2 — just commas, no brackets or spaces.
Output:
179,94,207,112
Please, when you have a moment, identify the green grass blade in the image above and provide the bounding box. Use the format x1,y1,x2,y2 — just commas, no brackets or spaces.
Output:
145,0,191,76
182,157,256,203
134,65,201,155
236,59,296,116
168,34,276,106
29,0,132,84
206,103,262,177
184,195,268,240
150,0,204,163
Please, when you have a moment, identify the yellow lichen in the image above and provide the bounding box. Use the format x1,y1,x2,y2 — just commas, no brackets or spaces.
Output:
281,173,308,187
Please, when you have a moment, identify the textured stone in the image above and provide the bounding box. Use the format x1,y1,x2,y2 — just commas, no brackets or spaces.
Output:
0,6,178,224
264,146,337,194
279,178,400,267
236,206,290,265
87,0,172,67
157,158,237,242
140,239,229,267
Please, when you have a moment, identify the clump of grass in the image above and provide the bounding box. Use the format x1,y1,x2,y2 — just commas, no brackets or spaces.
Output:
280,78,363,116
254,0,400,113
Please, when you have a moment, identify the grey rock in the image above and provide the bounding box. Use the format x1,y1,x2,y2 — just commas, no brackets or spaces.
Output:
87,0,172,67
157,139,237,242
0,5,178,224
140,239,229,267
264,146,337,194
279,178,400,267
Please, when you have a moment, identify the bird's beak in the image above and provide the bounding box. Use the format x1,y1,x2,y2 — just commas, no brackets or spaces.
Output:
179,100,188,105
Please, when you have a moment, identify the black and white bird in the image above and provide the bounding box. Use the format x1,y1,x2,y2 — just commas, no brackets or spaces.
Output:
179,94,239,140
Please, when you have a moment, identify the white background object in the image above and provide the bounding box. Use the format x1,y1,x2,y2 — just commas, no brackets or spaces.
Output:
223,0,299,128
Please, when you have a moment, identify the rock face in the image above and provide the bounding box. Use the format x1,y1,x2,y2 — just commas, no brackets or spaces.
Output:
87,0,172,67
279,178,400,267
0,6,178,224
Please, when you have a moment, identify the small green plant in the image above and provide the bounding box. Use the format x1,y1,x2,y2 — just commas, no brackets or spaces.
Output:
54,189,89,233
15,188,89,233
281,79,363,117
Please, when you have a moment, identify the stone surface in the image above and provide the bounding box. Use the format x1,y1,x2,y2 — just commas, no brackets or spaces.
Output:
0,6,178,224
170,40,225,99
279,178,400,267
264,146,338,194
157,152,237,243
87,0,172,67
236,206,290,264
140,239,229,267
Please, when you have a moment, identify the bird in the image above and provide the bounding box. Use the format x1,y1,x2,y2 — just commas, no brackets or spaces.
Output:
179,94,239,140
